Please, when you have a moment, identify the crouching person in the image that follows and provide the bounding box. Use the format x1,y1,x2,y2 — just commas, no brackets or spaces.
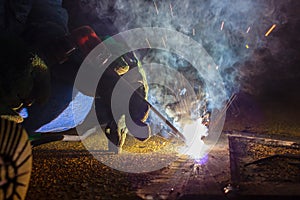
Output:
95,51,151,154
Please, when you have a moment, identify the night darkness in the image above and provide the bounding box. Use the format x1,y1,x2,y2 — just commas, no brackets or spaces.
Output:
1,0,300,200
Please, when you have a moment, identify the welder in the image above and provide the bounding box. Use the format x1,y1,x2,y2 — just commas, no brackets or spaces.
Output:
0,0,150,153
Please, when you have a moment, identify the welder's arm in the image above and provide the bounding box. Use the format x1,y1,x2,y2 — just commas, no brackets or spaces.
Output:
121,53,150,140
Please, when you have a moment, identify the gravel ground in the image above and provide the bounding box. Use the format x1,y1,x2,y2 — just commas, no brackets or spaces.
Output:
26,133,184,200
26,135,230,200
25,93,300,199
27,149,151,200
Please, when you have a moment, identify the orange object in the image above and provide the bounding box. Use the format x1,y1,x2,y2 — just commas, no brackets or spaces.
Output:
44,26,102,65
265,24,276,37
69,26,101,57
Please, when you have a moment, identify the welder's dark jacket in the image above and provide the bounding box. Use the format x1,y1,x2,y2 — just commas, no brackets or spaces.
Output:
95,51,150,140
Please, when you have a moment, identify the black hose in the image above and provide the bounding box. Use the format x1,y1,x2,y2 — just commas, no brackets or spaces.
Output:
31,134,64,147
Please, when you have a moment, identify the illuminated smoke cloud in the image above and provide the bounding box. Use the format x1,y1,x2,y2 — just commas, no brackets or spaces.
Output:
91,0,287,132
109,0,286,95
73,0,297,164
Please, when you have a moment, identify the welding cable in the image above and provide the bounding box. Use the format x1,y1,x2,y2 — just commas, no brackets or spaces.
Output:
30,133,64,147
30,126,100,146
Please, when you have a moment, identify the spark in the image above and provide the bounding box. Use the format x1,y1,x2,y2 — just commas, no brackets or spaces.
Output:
169,3,174,17
192,28,195,36
153,1,159,15
102,54,112,65
216,65,219,70
246,26,251,33
102,58,109,64
161,37,166,48
245,44,249,49
220,21,224,31
180,88,187,96
265,24,276,37
145,38,152,48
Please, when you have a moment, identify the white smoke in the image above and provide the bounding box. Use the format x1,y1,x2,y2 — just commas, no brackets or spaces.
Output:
88,0,287,123
107,0,286,95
